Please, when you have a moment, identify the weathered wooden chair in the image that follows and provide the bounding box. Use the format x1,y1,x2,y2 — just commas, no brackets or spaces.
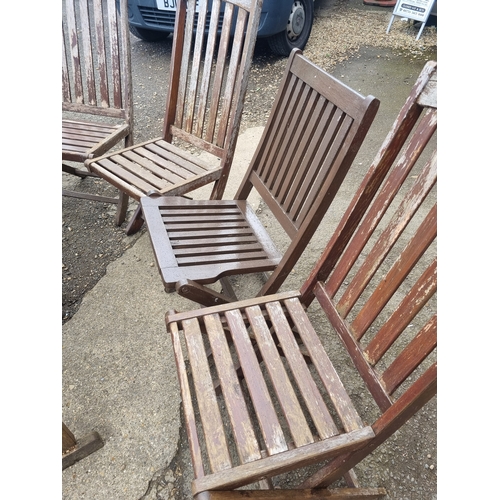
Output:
165,60,437,498
141,49,380,307
62,0,134,224
86,0,263,234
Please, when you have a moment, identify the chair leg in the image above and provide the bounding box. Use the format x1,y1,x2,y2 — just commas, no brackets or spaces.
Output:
62,422,104,470
176,279,233,307
125,205,145,235
115,191,130,226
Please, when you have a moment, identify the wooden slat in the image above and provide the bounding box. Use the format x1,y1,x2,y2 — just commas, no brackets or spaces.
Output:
265,301,340,439
62,29,71,102
225,309,288,456
106,0,122,108
168,319,206,480
381,315,437,395
204,313,262,464
245,305,315,447
79,0,97,106
351,204,437,339
66,0,84,104
94,0,110,107
336,149,437,317
364,259,437,364
314,284,393,413
193,427,375,494
183,317,233,473
284,297,365,432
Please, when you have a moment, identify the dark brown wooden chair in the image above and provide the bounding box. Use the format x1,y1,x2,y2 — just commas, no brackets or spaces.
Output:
86,0,263,234
141,49,380,307
165,60,437,498
62,0,134,224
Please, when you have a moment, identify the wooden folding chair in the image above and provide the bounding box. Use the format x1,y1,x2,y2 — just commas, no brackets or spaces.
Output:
62,0,134,224
141,49,380,307
86,0,263,234
165,60,437,498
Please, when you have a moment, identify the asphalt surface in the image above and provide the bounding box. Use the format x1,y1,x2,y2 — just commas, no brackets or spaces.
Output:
61,3,438,499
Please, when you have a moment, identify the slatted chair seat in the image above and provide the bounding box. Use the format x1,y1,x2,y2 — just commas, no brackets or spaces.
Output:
165,61,437,499
62,0,133,218
142,49,380,306
86,0,264,234
62,119,130,162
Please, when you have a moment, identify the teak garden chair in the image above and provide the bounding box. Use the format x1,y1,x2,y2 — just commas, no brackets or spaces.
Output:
62,0,134,224
141,49,380,307
86,0,264,234
165,60,437,498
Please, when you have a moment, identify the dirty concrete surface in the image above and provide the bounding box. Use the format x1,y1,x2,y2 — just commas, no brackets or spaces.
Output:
62,1,438,498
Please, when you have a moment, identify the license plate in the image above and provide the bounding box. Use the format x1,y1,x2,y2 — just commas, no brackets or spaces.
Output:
156,0,177,10
156,0,200,11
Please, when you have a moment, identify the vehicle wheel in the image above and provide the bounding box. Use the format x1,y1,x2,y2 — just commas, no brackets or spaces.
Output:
267,0,314,56
129,24,169,42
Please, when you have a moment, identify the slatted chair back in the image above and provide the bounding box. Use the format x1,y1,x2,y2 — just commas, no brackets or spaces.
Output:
164,0,263,199
236,48,380,295
62,0,133,162
164,61,437,497
300,59,437,487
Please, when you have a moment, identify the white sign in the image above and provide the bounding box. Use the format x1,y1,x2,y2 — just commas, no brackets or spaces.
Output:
386,0,436,40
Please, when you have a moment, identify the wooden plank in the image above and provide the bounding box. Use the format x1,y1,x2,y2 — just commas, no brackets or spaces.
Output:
79,0,97,106
284,297,366,431
193,427,374,494
382,315,437,395
245,304,315,447
224,309,288,456
106,0,122,108
314,285,393,413
166,291,300,324
265,301,340,439
93,0,110,107
66,0,83,104
183,317,233,473
62,29,71,102
204,313,262,464
169,318,206,480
